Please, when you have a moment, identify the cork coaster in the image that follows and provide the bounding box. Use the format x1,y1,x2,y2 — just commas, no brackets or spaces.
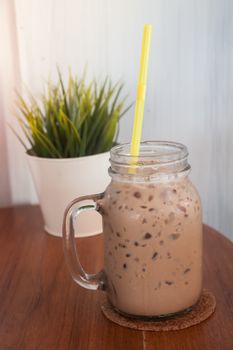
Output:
101,289,216,331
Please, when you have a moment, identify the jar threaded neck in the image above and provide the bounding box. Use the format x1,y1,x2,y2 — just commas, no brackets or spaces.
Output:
109,141,190,182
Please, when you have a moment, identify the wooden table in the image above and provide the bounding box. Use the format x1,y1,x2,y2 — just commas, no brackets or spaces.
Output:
0,205,232,350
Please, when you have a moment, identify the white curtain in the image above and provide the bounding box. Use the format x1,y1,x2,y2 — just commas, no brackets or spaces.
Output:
0,0,37,206
0,0,233,240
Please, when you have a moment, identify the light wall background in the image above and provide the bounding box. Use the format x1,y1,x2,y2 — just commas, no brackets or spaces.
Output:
1,0,233,240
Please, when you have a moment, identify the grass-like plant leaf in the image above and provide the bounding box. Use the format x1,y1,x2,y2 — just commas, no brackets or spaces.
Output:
13,69,131,158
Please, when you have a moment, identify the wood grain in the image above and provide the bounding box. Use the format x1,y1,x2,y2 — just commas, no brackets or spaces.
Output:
0,205,232,350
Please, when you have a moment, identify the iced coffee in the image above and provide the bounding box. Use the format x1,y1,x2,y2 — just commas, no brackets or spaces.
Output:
63,141,203,319
102,177,202,317
99,142,203,317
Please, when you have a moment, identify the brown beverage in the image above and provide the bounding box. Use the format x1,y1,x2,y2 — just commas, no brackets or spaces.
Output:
63,141,203,319
102,178,202,317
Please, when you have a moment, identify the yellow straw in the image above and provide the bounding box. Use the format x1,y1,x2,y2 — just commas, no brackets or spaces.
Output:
129,24,152,169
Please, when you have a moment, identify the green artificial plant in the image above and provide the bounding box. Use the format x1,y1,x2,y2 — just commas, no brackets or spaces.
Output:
14,70,131,158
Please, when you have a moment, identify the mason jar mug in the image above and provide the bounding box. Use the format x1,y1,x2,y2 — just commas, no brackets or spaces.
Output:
63,141,203,318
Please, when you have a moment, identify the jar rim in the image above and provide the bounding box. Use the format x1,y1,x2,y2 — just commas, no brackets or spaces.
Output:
110,141,188,166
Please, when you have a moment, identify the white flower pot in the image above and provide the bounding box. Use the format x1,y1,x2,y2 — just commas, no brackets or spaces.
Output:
26,152,110,237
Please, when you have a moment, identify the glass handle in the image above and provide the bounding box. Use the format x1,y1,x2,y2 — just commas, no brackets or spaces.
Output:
62,193,105,291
